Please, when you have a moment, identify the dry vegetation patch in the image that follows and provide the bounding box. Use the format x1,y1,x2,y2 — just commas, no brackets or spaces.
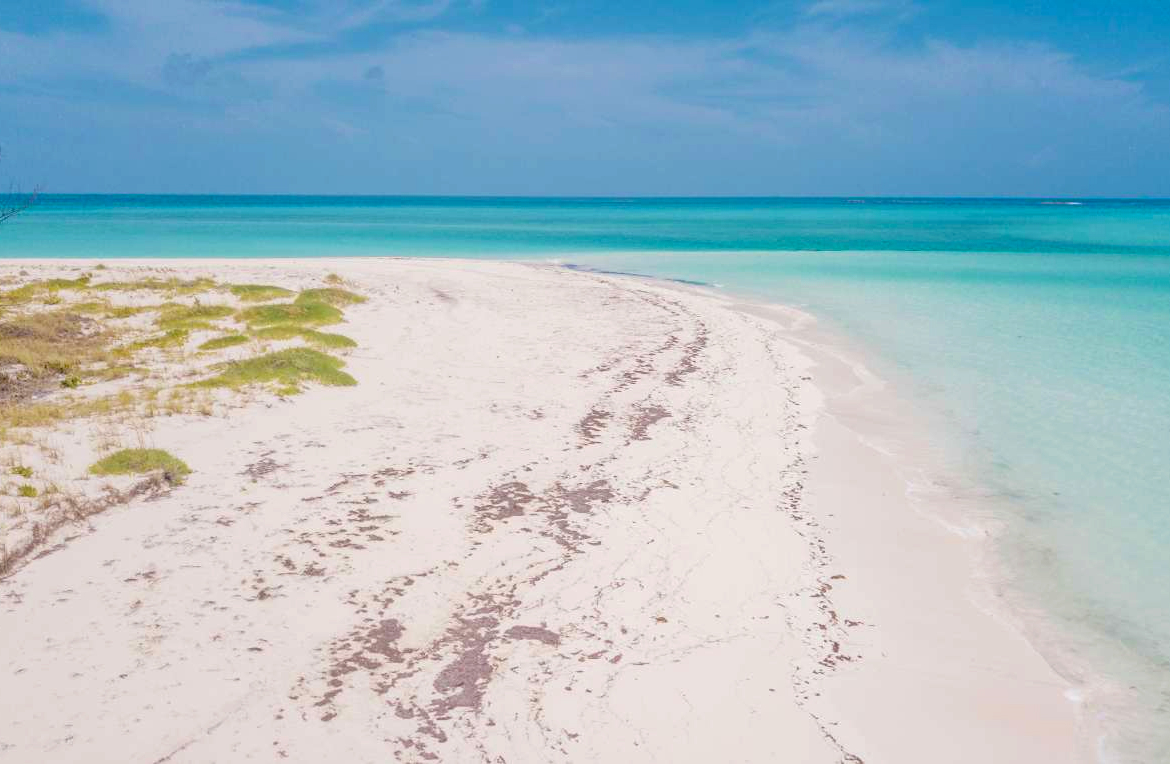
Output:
0,264,368,576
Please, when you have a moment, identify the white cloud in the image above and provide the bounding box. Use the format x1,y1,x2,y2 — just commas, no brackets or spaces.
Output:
805,0,916,19
2,1,1167,194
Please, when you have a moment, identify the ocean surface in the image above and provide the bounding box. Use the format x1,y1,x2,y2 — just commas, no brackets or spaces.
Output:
4,195,1170,761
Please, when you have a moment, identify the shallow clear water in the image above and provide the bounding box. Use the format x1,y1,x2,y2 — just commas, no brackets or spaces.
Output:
4,195,1170,759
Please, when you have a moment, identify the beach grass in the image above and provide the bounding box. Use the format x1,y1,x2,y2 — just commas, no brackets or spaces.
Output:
0,312,120,405
251,325,357,349
156,303,235,331
89,448,191,483
229,284,295,302
71,301,146,319
194,347,356,394
128,328,189,351
198,334,249,351
0,276,93,306
92,277,218,294
295,288,366,307
0,267,368,574
238,301,343,327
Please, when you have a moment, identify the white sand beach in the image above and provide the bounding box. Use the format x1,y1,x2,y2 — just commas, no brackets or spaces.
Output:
0,258,1083,762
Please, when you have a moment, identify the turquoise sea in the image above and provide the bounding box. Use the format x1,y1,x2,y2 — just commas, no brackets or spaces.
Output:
4,196,1170,761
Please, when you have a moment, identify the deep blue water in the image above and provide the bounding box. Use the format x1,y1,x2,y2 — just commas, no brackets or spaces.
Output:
3,195,1170,760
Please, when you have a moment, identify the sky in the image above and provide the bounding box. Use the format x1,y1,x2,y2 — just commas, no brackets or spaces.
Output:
1,0,1168,196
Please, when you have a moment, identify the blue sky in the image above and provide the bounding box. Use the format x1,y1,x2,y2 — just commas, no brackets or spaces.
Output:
1,0,1168,196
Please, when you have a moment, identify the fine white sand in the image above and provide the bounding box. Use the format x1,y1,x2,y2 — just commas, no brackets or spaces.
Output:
0,258,1083,762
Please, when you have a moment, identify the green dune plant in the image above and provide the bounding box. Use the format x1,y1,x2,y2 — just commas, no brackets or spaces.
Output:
71,301,145,319
228,284,295,302
156,303,234,331
194,347,356,395
251,325,356,349
92,277,217,294
0,275,92,306
128,328,189,352
295,288,366,307
89,448,191,483
238,301,342,327
198,334,249,351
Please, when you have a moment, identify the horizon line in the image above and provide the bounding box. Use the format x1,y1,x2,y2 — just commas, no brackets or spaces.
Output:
20,193,1170,202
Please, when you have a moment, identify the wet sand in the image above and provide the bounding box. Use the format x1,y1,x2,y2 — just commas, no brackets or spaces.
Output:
0,258,1083,762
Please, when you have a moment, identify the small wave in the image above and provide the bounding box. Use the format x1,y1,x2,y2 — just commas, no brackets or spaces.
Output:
560,262,712,287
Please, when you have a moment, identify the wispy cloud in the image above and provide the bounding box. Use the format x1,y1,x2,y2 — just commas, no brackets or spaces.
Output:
804,0,916,19
1,0,1166,195
336,0,455,29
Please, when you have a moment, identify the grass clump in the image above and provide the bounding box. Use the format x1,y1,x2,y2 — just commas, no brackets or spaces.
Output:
0,275,92,306
252,326,356,349
229,284,295,302
198,334,249,351
128,328,189,352
0,308,110,381
93,277,217,294
156,303,234,331
11,465,32,478
238,301,342,328
71,301,144,319
89,448,191,483
0,390,135,429
17,484,38,498
295,288,365,307
195,347,356,395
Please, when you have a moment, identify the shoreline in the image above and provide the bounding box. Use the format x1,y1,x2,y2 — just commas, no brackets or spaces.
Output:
0,257,1084,761
642,273,1095,760
583,261,1139,762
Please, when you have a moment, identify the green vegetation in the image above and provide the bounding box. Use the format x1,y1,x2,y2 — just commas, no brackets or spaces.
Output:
10,465,32,478
71,301,144,319
89,448,191,483
17,484,38,498
238,301,342,327
81,363,141,383
0,270,362,438
195,347,356,395
156,303,234,331
251,325,356,349
92,277,217,294
128,328,189,351
0,276,92,306
228,284,294,302
198,334,249,351
295,288,366,307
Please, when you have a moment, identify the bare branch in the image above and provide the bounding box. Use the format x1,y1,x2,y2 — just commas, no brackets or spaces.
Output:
0,146,40,224
0,187,40,225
